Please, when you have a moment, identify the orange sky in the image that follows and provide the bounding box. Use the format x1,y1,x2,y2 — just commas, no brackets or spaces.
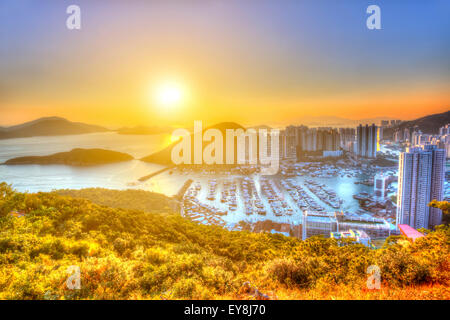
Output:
1,1,449,128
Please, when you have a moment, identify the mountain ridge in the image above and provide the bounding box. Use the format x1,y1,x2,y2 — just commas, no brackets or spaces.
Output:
0,117,109,140
383,110,450,139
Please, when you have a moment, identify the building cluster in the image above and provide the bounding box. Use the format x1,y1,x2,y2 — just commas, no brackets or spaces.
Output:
331,229,372,247
393,128,411,143
396,144,445,229
278,125,342,160
339,128,356,152
355,124,378,158
380,119,402,127
302,211,394,242
276,123,381,161
393,124,450,159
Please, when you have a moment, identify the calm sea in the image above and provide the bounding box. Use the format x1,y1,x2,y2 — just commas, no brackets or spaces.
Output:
0,132,187,195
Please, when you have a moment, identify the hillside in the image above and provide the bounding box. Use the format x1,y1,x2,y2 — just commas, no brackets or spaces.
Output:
0,183,448,300
0,117,109,140
3,148,133,166
383,110,450,139
56,188,177,213
141,122,244,165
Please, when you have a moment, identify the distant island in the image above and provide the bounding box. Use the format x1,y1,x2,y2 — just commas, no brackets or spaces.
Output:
3,148,134,166
0,117,109,140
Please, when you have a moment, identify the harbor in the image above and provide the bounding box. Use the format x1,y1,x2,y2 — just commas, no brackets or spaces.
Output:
179,163,399,232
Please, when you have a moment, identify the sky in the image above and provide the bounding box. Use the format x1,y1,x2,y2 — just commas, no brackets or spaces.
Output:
0,0,449,128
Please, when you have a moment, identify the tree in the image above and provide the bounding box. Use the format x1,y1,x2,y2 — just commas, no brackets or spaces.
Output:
428,200,450,225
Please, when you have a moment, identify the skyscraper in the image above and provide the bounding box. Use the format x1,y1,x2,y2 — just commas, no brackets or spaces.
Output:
396,145,445,229
439,124,450,136
339,128,356,152
425,145,445,228
356,124,378,158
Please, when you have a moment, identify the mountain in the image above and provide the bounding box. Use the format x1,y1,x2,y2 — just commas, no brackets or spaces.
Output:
3,148,133,166
141,122,244,165
0,117,109,139
383,110,450,139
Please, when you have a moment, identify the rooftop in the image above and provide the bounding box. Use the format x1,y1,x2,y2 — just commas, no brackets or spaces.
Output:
398,224,425,241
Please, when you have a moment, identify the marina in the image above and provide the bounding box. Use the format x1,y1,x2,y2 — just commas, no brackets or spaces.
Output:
0,133,448,235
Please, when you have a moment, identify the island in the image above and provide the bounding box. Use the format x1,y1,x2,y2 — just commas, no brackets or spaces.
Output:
2,148,134,166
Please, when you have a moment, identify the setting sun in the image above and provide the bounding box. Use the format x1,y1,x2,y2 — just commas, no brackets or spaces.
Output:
154,82,184,108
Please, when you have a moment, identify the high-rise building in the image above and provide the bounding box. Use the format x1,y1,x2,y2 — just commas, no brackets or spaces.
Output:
425,145,445,227
356,124,378,158
439,124,450,136
393,130,401,143
403,128,410,142
396,145,445,229
285,125,297,159
280,125,342,160
411,130,422,145
374,173,390,198
339,128,356,151
397,147,432,229
278,130,287,159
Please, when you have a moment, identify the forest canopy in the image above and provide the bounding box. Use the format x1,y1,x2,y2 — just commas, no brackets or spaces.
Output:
0,182,449,300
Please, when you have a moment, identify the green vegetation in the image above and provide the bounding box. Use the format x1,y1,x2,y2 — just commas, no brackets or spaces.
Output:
3,148,133,166
390,195,397,204
56,188,177,214
429,200,450,225
0,182,449,300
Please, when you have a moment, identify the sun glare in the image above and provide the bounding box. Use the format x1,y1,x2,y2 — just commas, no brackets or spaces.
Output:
154,82,184,108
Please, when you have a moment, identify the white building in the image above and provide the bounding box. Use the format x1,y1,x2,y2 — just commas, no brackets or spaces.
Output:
374,173,390,198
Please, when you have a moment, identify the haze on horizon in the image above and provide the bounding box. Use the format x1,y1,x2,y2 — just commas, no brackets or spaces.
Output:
1,0,449,128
